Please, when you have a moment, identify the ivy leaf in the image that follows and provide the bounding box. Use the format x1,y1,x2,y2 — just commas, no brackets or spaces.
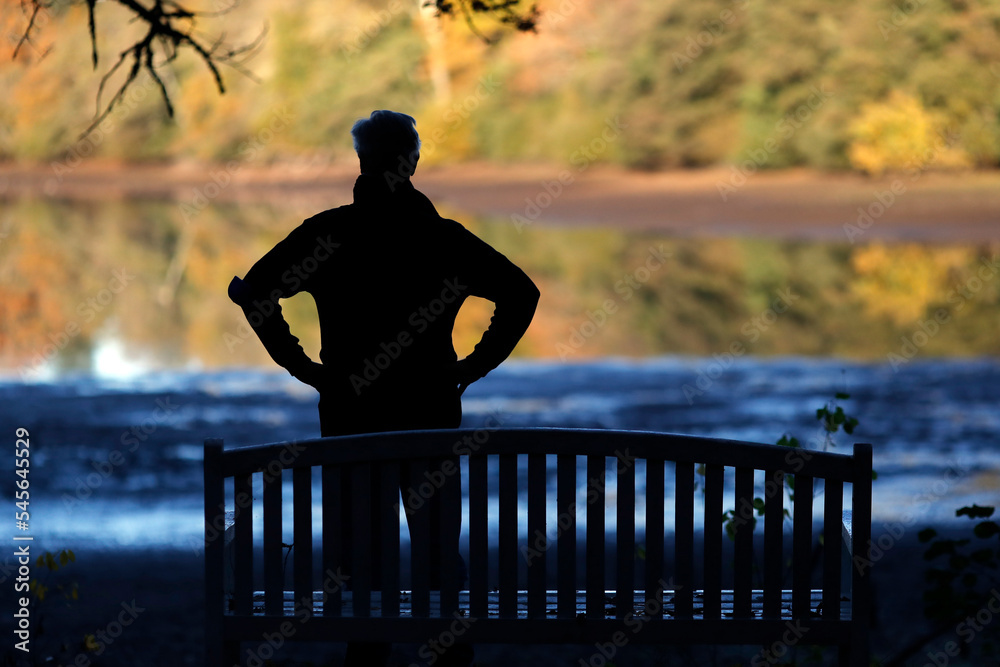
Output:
970,548,996,566
924,540,957,560
918,528,938,543
957,505,995,519
973,521,999,539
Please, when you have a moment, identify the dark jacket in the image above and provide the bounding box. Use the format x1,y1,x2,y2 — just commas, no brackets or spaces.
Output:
232,174,539,435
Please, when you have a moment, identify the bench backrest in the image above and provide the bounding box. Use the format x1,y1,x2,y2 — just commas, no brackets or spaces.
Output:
204,428,871,627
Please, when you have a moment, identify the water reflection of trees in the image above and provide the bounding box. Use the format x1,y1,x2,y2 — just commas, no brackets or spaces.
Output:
2,198,998,373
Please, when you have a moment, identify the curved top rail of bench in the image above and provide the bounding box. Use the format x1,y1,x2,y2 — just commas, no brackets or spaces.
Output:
206,428,871,483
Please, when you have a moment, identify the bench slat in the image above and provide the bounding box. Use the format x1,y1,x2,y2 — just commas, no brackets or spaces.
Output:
263,469,282,615
587,455,606,619
616,454,635,618
381,462,400,617
407,460,430,617
674,462,694,618
557,454,576,619
763,470,784,619
499,453,518,617
234,474,254,616
528,453,547,618
702,463,723,619
322,465,343,617
469,454,488,619
351,464,371,617
293,467,313,615
793,475,814,618
439,456,460,617
734,467,754,619
645,458,664,618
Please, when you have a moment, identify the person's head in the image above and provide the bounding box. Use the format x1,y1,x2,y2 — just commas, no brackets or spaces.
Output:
351,110,421,179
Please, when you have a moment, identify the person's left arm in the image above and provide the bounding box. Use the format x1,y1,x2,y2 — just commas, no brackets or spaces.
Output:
447,224,540,392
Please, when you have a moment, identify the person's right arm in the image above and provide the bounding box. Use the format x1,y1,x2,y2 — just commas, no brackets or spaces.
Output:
228,219,329,388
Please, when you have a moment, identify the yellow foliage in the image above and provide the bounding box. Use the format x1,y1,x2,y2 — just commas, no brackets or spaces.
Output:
847,91,970,175
850,242,971,325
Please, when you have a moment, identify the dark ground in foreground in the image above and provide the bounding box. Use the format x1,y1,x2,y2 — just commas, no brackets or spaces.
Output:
1,526,990,667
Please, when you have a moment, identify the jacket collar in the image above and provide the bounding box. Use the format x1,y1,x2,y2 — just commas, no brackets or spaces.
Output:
352,173,415,204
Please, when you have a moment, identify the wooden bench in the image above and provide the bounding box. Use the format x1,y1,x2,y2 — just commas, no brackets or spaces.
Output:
204,428,872,665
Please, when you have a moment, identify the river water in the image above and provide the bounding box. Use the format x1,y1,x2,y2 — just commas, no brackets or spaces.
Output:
5,356,997,551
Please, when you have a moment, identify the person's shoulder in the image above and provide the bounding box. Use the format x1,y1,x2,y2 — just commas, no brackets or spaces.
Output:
302,203,355,227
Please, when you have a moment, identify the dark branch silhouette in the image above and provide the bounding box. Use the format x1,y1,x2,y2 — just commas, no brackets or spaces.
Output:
12,0,536,139
14,0,266,139
428,0,539,43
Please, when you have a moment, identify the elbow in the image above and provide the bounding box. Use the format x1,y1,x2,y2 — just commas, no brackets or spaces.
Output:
523,274,540,307
228,276,249,306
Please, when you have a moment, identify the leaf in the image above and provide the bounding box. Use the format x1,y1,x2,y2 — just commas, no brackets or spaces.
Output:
918,528,938,543
970,548,996,566
871,470,878,481
973,521,999,539
85,635,99,651
835,392,850,399
924,540,957,560
753,497,765,511
949,554,970,570
957,505,995,519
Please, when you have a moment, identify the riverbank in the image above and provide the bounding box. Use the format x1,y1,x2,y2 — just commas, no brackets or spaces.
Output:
2,160,999,241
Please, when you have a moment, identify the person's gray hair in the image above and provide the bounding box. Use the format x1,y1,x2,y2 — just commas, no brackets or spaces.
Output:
351,110,421,176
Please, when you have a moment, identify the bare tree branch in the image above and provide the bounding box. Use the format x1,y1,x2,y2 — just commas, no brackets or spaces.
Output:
14,0,535,140
427,0,539,41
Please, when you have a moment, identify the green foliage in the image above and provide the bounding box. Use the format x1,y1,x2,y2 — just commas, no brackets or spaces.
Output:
919,505,1000,657
1,549,89,666
712,392,862,543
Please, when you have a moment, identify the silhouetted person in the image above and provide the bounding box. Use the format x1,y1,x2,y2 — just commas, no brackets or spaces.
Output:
229,110,539,667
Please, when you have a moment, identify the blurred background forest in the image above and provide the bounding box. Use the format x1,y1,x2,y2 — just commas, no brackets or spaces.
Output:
1,0,999,373
2,0,1000,171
